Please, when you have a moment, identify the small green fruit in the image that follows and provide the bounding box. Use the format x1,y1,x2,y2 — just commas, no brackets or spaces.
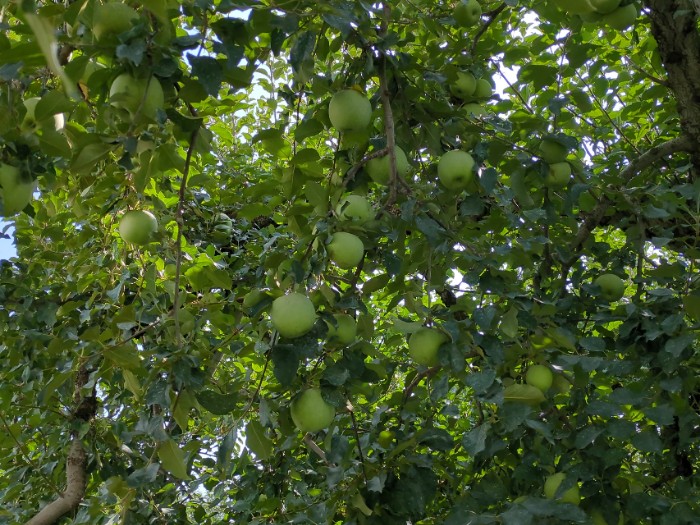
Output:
438,150,475,190
408,328,448,366
290,388,335,433
525,365,554,393
473,78,493,99
325,313,357,345
328,232,364,269
454,0,482,27
335,195,374,224
377,430,395,447
450,71,477,99
545,162,572,188
270,293,316,338
550,0,595,14
544,473,580,505
602,4,637,30
110,73,164,119
0,163,34,216
588,0,621,14
366,146,410,184
328,89,372,132
92,2,140,41
118,210,158,245
539,138,568,164
594,273,625,301
464,103,487,117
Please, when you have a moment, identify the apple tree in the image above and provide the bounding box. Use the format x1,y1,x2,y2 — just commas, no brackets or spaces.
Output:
0,0,698,524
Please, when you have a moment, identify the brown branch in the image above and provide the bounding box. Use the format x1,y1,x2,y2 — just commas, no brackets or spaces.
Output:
563,136,692,266
470,3,507,56
24,438,86,525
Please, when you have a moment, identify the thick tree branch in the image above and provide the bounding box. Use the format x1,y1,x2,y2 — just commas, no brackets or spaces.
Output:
25,438,86,525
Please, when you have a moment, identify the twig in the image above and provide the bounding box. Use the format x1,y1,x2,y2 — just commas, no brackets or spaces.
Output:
347,399,367,482
303,433,331,465
470,3,507,56
378,4,400,206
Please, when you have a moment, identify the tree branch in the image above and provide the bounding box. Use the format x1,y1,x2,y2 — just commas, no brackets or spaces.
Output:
25,438,86,525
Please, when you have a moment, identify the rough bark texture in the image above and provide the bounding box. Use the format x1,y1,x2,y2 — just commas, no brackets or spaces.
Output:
646,0,700,175
24,438,86,525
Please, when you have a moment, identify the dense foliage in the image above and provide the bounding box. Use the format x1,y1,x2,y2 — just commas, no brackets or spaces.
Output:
0,0,698,524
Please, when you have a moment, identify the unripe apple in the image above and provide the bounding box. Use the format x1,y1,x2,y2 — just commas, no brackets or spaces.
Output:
454,0,482,27
602,4,637,30
525,364,553,392
270,292,316,338
335,195,374,224
550,0,595,14
588,0,621,14
377,430,395,447
110,73,164,120
325,313,357,345
327,232,364,269
544,473,580,505
290,388,336,433
366,146,410,185
545,162,572,188
450,71,477,99
408,328,448,366
594,273,625,301
438,150,475,190
0,163,34,216
328,89,372,132
92,2,140,42
538,138,568,164
118,210,158,245
464,103,487,117
473,78,493,100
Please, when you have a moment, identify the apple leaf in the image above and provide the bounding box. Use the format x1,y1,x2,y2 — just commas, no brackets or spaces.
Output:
246,420,273,460
196,390,238,415
503,384,546,405
157,439,190,480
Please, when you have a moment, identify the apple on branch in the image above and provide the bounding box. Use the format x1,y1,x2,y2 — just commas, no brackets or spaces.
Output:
118,210,158,245
544,473,581,505
408,327,448,366
270,292,316,338
335,195,374,225
454,0,482,27
328,89,372,133
0,163,35,216
327,232,365,269
365,146,410,185
438,150,475,190
325,313,357,345
290,388,336,433
110,73,164,120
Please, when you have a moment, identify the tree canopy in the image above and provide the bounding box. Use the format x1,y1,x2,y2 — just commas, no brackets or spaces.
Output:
0,0,699,524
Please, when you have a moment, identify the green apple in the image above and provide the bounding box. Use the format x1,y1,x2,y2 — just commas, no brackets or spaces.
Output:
591,510,624,525
538,138,568,164
270,292,316,338
408,328,448,366
525,365,554,392
544,473,580,505
328,89,372,132
92,2,140,42
594,273,625,301
473,78,493,100
545,162,572,188
438,150,475,190
377,430,395,447
325,313,357,345
588,0,620,14
335,195,374,224
454,0,482,27
602,4,637,30
0,163,34,216
110,73,164,120
366,146,410,184
118,210,158,245
550,0,595,14
327,232,364,269
290,388,335,433
552,373,572,394
450,71,477,99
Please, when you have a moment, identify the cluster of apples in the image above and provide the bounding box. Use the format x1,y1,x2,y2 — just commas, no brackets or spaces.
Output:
551,0,639,30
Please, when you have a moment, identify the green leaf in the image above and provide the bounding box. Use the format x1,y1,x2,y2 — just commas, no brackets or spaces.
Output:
196,390,238,415
157,438,190,480
245,420,273,460
503,384,546,405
